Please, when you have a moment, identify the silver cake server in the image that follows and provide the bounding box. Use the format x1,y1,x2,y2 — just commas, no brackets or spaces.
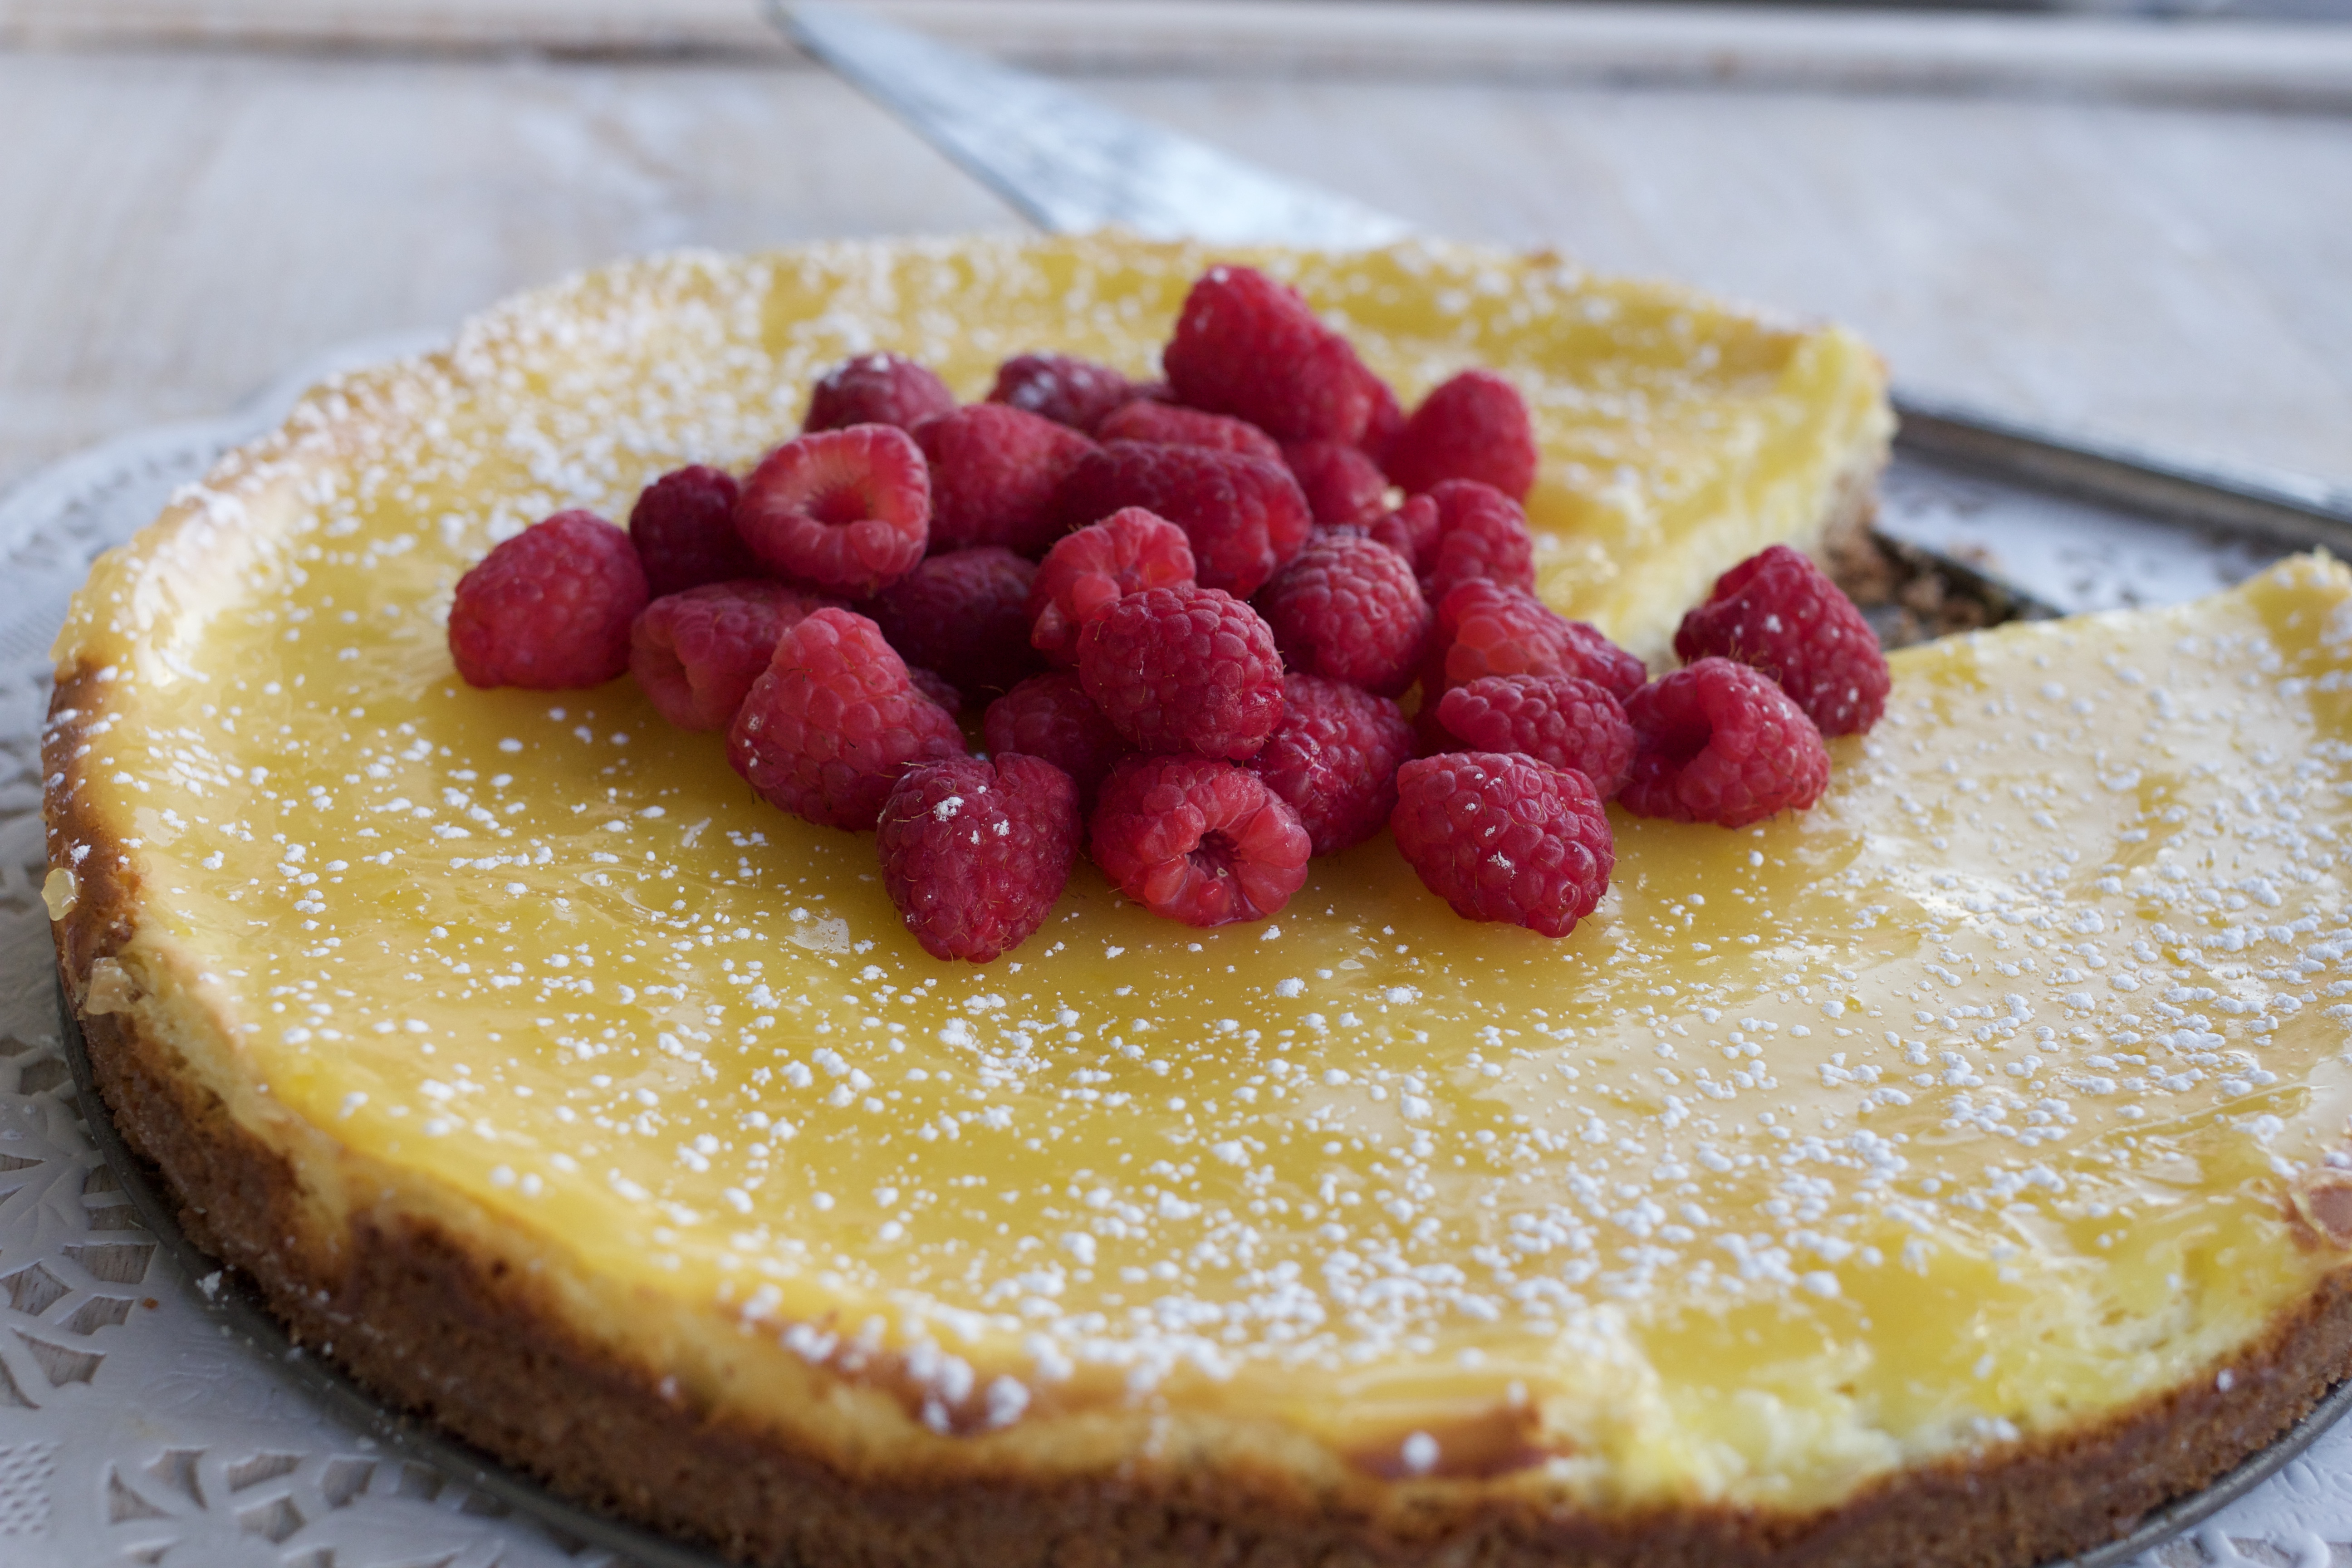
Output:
774,1,2352,617
779,1,1410,250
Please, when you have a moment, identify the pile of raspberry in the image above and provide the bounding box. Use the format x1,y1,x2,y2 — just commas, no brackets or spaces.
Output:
447,265,1890,963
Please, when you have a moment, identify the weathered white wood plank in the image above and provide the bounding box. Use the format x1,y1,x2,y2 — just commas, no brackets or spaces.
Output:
0,52,1017,490
0,43,2344,495
0,0,790,57
5,0,2352,109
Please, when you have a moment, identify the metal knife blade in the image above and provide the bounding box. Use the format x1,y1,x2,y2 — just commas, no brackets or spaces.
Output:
774,1,2352,612
779,2,1411,250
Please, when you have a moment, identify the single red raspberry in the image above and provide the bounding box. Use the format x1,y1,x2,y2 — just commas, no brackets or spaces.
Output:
1161,265,1380,445
916,403,1098,557
1383,370,1539,501
727,608,967,830
735,425,930,598
1391,753,1613,937
1433,674,1635,797
803,352,957,434
630,580,834,731
1078,585,1286,760
1254,533,1430,698
1090,754,1310,927
1620,657,1831,828
878,755,1080,963
1430,580,1645,701
1359,377,1406,466
1027,507,1196,668
1283,440,1390,529
1369,493,1441,573
1095,401,1284,465
1420,479,1537,603
987,353,1136,434
627,465,759,598
449,510,647,689
1249,675,1414,856
982,672,1129,811
866,547,1039,701
1052,442,1311,599
1674,544,1891,736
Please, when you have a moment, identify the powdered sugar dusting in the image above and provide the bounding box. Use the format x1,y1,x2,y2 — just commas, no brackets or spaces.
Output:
52,235,2347,1502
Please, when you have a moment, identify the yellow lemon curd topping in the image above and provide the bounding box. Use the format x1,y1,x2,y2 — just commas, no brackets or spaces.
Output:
63,238,2352,1513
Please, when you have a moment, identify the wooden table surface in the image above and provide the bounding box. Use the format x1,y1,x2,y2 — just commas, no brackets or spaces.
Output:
1,0,2347,499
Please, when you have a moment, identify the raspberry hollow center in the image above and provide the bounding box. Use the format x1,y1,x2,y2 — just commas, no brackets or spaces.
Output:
807,481,880,527
1143,829,1240,908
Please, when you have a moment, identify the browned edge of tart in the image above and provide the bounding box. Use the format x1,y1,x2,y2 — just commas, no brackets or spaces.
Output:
1818,431,1884,564
43,644,2352,1568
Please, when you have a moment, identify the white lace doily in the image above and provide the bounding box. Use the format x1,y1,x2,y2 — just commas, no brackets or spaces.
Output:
0,336,631,1568
0,338,2344,1568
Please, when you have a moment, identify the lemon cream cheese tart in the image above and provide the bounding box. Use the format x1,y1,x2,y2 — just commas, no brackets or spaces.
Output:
47,232,2352,1567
